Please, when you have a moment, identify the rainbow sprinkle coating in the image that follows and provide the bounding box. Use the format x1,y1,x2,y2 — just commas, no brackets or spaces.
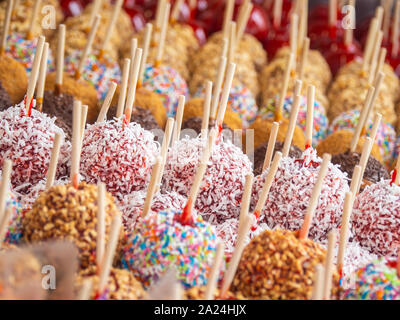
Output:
121,210,217,289
142,64,189,117
329,109,396,166
342,256,400,300
6,33,55,74
64,50,121,101
195,84,258,128
259,95,328,146
2,192,23,244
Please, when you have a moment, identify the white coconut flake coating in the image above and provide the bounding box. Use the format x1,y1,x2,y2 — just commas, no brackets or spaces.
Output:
352,179,400,256
118,190,191,232
216,217,270,258
317,236,378,287
162,135,253,224
19,177,70,209
0,103,71,195
251,148,349,242
80,118,159,201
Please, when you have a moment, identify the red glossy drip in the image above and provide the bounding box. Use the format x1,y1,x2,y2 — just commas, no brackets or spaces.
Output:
390,169,397,186
295,159,320,169
72,173,79,189
305,143,312,150
179,198,195,226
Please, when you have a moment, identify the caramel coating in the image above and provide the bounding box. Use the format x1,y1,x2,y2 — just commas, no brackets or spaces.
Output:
110,86,167,129
22,182,125,269
0,55,28,104
250,117,305,150
316,129,383,162
75,267,147,300
232,229,340,300
183,97,243,130
45,72,99,123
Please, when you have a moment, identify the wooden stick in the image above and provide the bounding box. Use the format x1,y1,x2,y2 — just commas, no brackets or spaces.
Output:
96,182,106,268
344,0,354,45
0,0,13,54
124,48,143,123
262,122,279,171
305,85,315,148
142,157,162,218
186,129,217,209
116,58,130,119
254,152,282,218
0,208,12,242
154,0,166,33
238,174,253,234
298,37,310,82
374,48,387,81
78,279,93,300
220,214,253,297
311,264,324,300
36,42,49,112
289,13,299,62
45,133,62,190
228,21,236,67
275,53,294,122
368,31,384,83
210,54,227,119
138,23,153,85
376,5,385,30
26,0,42,40
282,93,302,157
155,117,175,192
0,159,12,225
349,86,375,152
98,214,122,293
349,165,362,197
88,0,102,28
172,95,185,143
80,105,88,144
75,15,100,80
26,35,45,114
55,24,65,90
366,112,382,149
362,18,379,70
236,2,253,43
170,0,184,22
70,100,82,188
201,81,212,134
329,0,337,27
392,0,400,57
215,63,236,129
155,2,170,65
337,191,354,272
383,0,394,42
97,82,117,122
273,0,283,28
204,242,225,300
363,72,385,133
222,0,235,39
323,229,337,300
299,154,332,240
99,0,123,55
356,137,374,194
128,38,137,80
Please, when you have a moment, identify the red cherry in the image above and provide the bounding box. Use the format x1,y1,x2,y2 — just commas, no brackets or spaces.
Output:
188,20,207,45
59,0,84,17
124,5,146,32
325,41,362,76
